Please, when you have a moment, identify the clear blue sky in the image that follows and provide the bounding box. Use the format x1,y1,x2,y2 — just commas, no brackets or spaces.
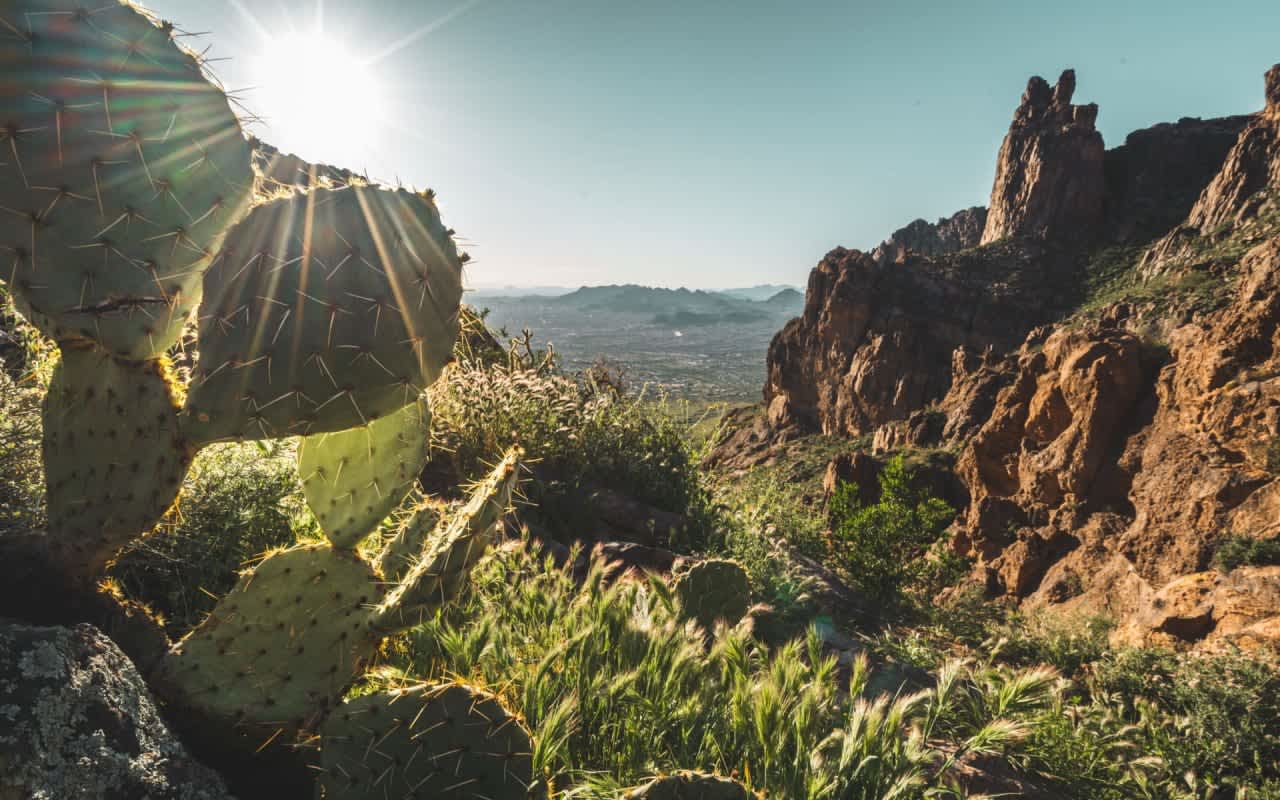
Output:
144,0,1279,289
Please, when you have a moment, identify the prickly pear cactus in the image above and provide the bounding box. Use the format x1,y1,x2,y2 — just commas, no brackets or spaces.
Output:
157,543,383,731
315,682,538,800
42,344,190,579
181,185,464,445
372,498,445,582
371,448,521,633
160,449,521,730
673,559,751,633
299,397,432,549
0,0,255,359
622,772,757,799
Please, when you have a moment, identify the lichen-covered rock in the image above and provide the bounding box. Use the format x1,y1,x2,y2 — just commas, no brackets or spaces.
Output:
0,620,232,800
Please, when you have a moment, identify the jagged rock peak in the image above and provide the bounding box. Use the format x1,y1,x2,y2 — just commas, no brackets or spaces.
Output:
981,67,1105,245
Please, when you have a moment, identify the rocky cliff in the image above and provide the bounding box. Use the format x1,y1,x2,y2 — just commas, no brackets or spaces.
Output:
731,64,1280,649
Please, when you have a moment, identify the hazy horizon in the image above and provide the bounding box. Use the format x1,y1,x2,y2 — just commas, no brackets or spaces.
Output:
143,0,1280,289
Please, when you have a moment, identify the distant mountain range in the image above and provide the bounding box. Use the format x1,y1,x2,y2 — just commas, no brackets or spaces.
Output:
468,284,803,326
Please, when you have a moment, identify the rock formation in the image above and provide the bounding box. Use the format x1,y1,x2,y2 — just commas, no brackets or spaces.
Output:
763,240,1077,435
873,206,988,263
0,621,232,799
980,70,1106,244
725,63,1280,649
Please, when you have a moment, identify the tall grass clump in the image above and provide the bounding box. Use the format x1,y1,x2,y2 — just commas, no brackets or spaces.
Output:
391,539,1080,798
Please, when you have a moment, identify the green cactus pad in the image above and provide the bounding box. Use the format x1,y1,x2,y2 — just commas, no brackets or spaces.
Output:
0,0,255,358
159,544,383,731
372,498,446,583
315,682,537,800
673,559,751,633
181,185,463,444
42,344,189,579
299,397,432,549
622,772,757,799
372,448,521,634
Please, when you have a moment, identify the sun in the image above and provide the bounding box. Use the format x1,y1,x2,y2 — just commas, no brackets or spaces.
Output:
251,30,384,163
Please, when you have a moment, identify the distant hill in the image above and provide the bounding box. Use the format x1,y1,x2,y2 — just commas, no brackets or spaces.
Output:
763,288,804,307
719,284,802,302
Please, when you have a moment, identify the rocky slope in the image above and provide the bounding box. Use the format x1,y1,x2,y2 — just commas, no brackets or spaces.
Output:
726,63,1280,650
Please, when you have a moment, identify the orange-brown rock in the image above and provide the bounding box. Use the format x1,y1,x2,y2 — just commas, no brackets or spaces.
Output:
981,70,1106,245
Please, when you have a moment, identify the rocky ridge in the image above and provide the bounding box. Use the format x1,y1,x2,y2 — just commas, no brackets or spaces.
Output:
723,63,1280,649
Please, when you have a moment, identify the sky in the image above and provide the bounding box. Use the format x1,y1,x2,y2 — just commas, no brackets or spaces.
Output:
143,0,1280,290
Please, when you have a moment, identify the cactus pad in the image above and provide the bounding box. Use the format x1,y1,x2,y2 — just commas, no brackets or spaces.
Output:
372,498,446,583
181,185,463,444
673,559,751,632
159,544,383,731
315,682,537,800
0,0,255,358
42,344,189,579
299,397,432,549
622,772,757,799
372,448,521,633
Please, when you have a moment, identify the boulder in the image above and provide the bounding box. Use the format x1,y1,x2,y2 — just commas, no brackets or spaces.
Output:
0,621,232,800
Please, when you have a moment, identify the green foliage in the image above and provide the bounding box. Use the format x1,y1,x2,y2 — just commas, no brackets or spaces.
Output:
1213,534,1280,571
1089,648,1280,787
398,540,1068,799
429,343,710,546
0,371,45,537
827,455,955,608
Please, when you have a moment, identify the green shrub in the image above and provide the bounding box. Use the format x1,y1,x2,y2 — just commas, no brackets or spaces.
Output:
827,455,955,608
0,371,45,538
1213,534,1280,571
428,337,712,547
1088,648,1280,787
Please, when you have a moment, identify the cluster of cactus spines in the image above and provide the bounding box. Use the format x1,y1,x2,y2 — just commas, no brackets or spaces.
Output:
371,449,521,633
673,559,752,633
159,449,522,731
41,343,190,577
0,0,256,359
315,681,538,800
622,772,757,799
180,185,463,446
299,397,433,549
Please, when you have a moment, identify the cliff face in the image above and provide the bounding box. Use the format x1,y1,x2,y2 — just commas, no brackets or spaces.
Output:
739,63,1280,649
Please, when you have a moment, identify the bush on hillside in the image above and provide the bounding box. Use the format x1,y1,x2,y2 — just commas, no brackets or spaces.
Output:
827,455,958,608
427,330,711,546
